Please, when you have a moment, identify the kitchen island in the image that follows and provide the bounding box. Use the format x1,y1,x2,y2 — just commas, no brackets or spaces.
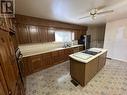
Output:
69,48,107,87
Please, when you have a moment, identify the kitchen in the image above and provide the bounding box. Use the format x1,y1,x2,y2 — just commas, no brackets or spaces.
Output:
0,0,127,95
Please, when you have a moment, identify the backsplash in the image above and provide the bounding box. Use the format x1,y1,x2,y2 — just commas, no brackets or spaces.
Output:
19,40,78,54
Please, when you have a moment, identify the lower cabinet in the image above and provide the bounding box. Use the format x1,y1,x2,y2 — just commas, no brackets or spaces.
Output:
52,50,65,65
64,48,74,61
98,52,107,72
42,52,52,68
14,78,25,95
85,58,99,85
30,54,42,73
52,51,60,65
79,46,84,51
70,51,107,87
23,46,84,76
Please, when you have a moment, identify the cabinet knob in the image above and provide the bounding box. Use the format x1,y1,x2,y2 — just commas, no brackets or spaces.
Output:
8,90,12,95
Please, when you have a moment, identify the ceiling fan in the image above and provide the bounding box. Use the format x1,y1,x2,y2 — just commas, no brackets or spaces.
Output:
79,7,114,20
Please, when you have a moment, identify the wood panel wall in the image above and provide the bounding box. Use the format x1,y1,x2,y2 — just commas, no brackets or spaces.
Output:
87,25,106,48
16,14,88,44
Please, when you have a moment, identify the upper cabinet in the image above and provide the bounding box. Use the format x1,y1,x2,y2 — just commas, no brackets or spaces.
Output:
38,26,48,42
16,24,55,44
74,29,86,40
16,24,31,44
15,15,87,44
29,25,40,43
47,28,55,42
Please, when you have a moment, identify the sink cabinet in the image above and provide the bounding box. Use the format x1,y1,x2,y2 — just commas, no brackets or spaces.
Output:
23,46,84,76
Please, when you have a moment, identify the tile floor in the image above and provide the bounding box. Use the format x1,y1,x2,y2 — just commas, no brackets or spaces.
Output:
26,59,127,95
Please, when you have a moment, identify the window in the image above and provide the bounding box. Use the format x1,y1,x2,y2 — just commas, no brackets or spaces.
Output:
55,30,74,42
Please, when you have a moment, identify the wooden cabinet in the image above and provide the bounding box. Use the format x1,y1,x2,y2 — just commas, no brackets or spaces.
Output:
16,24,55,44
52,50,65,65
70,58,85,86
29,25,40,43
64,48,74,60
23,57,31,76
15,15,87,44
42,52,52,68
79,46,84,51
58,50,65,62
73,47,79,53
0,65,8,95
70,51,107,87
29,54,42,73
74,30,84,40
98,52,107,72
14,78,25,95
52,51,60,65
47,28,55,42
85,58,99,85
0,31,18,95
16,24,31,44
23,46,82,76
23,52,53,75
38,26,48,43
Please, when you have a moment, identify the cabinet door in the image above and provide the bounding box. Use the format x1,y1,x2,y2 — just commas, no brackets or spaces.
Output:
23,57,31,76
58,50,65,62
85,58,99,85
38,26,48,43
29,55,42,73
16,24,31,44
52,51,59,65
98,52,107,71
73,47,79,53
29,25,40,43
0,31,17,95
0,65,8,95
64,48,73,60
14,78,25,95
47,28,55,42
79,46,84,51
42,53,52,68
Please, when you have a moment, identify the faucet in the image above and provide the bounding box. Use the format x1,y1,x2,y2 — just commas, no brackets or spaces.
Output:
64,42,72,48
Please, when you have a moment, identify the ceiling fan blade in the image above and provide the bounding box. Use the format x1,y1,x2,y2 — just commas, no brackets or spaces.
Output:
97,10,114,15
79,15,91,19
96,5,106,10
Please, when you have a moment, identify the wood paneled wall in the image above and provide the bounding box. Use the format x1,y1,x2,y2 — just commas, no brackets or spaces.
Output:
87,25,106,48
16,14,88,44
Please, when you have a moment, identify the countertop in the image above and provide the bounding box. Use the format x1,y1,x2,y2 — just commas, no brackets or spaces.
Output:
21,44,83,57
69,48,107,63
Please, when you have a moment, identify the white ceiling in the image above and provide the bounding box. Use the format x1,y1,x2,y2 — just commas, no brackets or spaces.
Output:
16,0,127,25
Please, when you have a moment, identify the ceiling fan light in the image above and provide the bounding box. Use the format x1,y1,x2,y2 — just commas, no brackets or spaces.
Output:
91,15,96,20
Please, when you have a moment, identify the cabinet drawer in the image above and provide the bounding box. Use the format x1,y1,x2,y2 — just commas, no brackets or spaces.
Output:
29,55,42,73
